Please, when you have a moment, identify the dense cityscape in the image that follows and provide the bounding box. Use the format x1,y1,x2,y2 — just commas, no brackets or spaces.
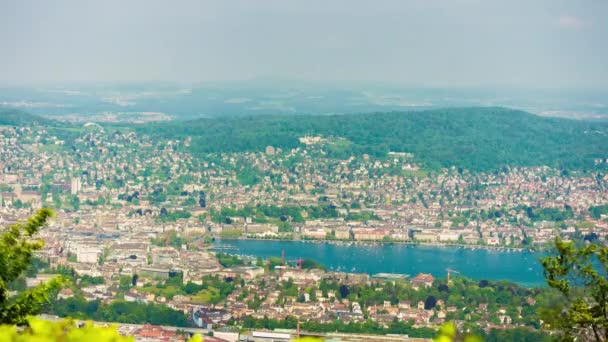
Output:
2,1,608,341
0,115,606,341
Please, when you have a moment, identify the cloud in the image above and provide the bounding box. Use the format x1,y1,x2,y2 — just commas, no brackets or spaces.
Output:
558,15,587,30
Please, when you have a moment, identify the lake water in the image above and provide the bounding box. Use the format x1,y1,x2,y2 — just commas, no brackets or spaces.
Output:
212,239,547,287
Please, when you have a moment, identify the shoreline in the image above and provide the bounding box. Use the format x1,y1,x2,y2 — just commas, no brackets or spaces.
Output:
212,236,540,252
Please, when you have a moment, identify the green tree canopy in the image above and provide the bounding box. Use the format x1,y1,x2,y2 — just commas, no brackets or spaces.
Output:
0,209,65,325
541,237,608,341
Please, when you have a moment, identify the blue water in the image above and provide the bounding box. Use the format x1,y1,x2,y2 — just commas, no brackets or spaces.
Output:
213,240,547,287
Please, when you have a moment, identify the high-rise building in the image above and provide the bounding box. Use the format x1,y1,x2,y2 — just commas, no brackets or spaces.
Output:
70,177,81,195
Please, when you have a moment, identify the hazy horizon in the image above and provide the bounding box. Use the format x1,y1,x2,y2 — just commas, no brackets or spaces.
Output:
2,0,608,89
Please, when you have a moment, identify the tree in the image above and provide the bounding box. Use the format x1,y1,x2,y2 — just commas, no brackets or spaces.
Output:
541,237,608,341
339,285,350,299
424,295,437,310
0,209,65,325
438,284,449,292
584,233,600,242
199,191,206,208
118,276,132,291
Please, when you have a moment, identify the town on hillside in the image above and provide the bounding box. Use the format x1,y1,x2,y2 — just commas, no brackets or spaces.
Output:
0,123,606,341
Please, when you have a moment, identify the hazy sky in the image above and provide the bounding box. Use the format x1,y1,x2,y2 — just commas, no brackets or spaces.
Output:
2,0,607,88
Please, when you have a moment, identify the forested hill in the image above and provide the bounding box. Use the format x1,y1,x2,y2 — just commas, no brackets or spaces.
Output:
0,108,51,126
138,107,607,172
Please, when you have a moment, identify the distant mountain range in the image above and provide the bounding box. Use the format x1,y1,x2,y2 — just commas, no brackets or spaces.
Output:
1,83,607,120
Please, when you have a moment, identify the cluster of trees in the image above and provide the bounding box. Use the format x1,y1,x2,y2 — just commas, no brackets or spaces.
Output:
216,253,245,268
345,211,380,221
300,259,326,270
253,256,326,271
137,274,236,304
522,205,575,222
118,191,140,203
157,209,192,223
139,107,608,172
241,315,437,338
209,203,340,224
242,315,550,341
220,228,244,238
48,297,189,327
83,196,109,207
0,109,51,126
485,328,551,342
79,275,105,287
150,230,186,248
316,277,546,326
236,166,263,186
589,204,608,220
146,187,167,204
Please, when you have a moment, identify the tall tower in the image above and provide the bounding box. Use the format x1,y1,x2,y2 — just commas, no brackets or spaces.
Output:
70,177,81,195
281,249,285,277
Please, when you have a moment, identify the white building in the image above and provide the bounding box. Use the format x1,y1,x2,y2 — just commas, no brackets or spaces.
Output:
70,177,81,195
439,231,460,242
77,247,101,263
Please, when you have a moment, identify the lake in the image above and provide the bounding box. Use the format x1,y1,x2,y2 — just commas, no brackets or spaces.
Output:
212,239,547,287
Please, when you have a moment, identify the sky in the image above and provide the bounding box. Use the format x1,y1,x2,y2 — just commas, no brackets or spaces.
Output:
1,0,607,88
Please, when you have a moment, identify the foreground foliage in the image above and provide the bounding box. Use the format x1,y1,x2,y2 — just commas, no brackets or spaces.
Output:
0,210,139,341
0,317,132,342
434,322,482,342
0,317,209,342
541,237,608,341
0,209,64,325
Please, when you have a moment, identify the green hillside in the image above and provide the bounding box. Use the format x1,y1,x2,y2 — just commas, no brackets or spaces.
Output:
0,108,50,126
141,107,608,172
